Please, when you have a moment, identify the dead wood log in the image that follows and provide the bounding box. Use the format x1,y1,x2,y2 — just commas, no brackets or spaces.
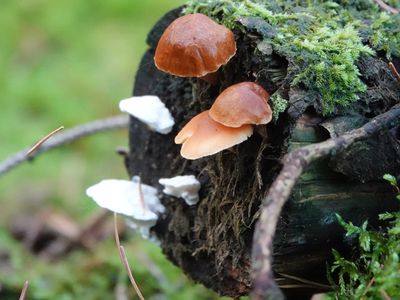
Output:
127,7,400,299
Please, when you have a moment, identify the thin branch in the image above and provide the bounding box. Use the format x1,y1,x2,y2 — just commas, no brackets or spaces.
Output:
380,289,392,300
18,281,29,300
77,210,110,248
389,62,400,82
114,213,145,300
374,0,399,14
0,115,129,177
362,277,375,296
250,104,400,300
26,126,64,156
277,273,331,290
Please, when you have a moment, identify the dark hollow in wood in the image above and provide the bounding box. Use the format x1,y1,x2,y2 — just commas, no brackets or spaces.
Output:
127,8,400,299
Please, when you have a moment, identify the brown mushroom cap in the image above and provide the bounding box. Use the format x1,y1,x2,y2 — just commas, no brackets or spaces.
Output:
175,111,253,160
209,82,273,127
154,13,237,77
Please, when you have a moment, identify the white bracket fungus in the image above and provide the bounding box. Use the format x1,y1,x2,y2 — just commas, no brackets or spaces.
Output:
119,95,174,134
158,175,200,206
86,176,165,241
125,219,160,245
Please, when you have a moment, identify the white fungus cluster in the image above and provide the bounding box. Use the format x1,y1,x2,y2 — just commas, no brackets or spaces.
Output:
86,176,165,241
119,95,174,134
87,95,202,243
159,175,200,206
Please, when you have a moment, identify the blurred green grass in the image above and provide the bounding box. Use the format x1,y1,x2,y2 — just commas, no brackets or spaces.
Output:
0,0,185,219
0,1,231,299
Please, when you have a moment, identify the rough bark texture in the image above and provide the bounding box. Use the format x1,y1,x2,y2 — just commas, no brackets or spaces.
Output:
126,8,400,299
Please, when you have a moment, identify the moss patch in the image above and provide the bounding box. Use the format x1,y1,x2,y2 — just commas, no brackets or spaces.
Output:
185,0,400,115
270,93,288,121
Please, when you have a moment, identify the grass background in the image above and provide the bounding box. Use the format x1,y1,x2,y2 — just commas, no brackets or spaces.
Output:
0,1,230,298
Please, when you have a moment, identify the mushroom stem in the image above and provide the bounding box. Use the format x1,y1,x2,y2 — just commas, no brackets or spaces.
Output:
200,71,220,85
255,125,268,139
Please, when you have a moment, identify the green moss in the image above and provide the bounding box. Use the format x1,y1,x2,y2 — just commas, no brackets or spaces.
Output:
270,93,288,121
185,0,400,115
327,175,400,299
370,12,400,58
290,25,373,114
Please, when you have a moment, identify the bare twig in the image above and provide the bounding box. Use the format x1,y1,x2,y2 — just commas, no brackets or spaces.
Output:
277,273,331,290
114,213,145,300
362,277,375,296
0,115,129,176
43,210,111,259
26,126,64,156
374,0,399,14
18,281,29,300
380,289,392,300
251,104,400,300
389,62,400,82
77,210,110,248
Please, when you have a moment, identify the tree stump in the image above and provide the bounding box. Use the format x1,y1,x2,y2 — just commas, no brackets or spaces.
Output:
127,6,400,299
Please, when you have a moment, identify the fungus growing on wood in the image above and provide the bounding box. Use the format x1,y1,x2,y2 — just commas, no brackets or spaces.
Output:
119,96,174,134
86,177,165,240
126,4,400,298
209,82,273,127
175,111,253,160
159,175,201,205
154,13,236,78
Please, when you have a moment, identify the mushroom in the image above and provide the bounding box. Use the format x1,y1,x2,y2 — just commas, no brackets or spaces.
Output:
159,175,201,205
86,177,165,241
125,219,159,243
209,82,273,127
154,13,236,80
119,95,174,134
175,111,253,160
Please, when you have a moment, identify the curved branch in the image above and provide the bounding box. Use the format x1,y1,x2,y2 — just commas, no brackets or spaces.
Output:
0,115,129,176
250,104,400,300
374,0,399,14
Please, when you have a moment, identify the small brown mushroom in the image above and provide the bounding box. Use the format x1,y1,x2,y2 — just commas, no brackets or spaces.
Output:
154,13,236,78
209,82,273,127
175,111,253,160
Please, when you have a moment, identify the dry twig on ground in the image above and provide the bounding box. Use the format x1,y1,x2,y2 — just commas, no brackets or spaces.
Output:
18,281,29,300
374,0,399,14
389,62,400,82
26,126,65,156
114,213,145,300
